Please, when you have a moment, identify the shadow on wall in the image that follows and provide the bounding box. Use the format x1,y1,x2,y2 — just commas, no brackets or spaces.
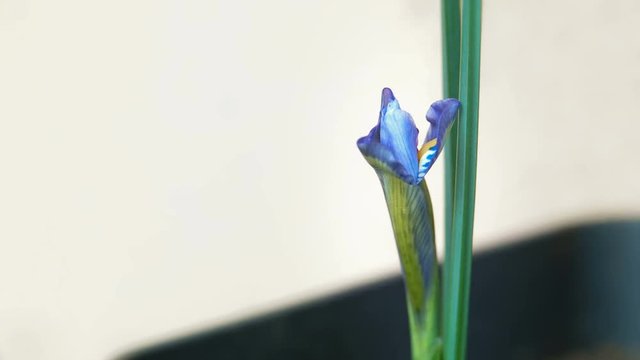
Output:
117,220,640,360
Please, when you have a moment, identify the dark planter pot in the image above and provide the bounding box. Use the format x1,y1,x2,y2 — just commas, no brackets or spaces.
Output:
120,220,640,360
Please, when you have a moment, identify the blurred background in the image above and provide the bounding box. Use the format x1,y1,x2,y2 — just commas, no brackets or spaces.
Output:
1,0,639,359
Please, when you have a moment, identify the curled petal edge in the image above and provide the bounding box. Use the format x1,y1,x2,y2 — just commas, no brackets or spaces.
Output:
357,129,416,184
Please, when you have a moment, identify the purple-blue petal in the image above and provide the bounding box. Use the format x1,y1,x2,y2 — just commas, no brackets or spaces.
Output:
357,125,415,184
425,98,460,145
379,95,419,184
379,87,396,120
378,88,418,183
416,98,460,179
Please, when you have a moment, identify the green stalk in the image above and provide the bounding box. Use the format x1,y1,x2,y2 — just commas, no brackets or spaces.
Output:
442,0,482,359
377,173,441,360
407,271,441,360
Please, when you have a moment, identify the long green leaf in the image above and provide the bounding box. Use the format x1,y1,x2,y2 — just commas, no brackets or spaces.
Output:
441,0,461,247
443,0,482,358
440,0,461,358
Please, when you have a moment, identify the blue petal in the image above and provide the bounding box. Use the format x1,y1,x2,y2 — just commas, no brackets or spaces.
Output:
425,98,460,143
379,87,396,121
357,126,415,184
417,98,460,178
379,93,419,184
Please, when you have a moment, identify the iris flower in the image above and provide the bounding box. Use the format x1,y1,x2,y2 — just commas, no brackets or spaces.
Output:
357,88,460,185
357,88,459,360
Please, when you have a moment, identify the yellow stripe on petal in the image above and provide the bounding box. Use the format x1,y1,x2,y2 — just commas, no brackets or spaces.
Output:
419,139,438,159
417,139,440,179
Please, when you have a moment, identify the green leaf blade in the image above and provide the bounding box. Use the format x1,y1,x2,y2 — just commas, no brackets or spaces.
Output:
442,0,482,359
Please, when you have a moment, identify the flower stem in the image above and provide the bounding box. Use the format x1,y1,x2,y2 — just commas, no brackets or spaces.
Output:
442,0,482,358
377,173,441,360
407,269,441,360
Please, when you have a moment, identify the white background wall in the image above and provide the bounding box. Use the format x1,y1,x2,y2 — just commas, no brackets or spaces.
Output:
1,0,639,359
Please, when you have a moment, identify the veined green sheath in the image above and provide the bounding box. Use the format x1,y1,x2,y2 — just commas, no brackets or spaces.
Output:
379,173,441,359
358,88,459,360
